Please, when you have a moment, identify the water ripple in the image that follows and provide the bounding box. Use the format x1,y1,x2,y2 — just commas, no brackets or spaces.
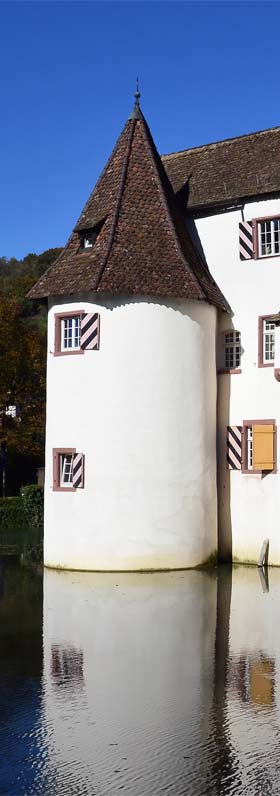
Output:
1,562,280,794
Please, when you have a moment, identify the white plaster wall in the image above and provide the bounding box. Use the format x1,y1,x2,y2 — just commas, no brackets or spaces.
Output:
44,295,217,570
196,196,280,564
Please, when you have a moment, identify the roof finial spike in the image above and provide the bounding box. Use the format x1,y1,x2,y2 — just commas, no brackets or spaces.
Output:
134,77,140,107
128,78,143,120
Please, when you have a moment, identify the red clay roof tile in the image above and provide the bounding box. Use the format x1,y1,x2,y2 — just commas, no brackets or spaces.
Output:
162,125,280,211
28,110,228,311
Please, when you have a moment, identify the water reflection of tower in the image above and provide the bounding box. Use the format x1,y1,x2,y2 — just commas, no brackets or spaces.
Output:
211,566,278,796
42,568,218,795
210,566,241,795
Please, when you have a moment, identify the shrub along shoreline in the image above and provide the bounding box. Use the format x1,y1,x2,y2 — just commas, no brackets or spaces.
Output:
0,484,43,563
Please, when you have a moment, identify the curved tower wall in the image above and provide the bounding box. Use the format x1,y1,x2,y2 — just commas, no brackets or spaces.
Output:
44,294,217,570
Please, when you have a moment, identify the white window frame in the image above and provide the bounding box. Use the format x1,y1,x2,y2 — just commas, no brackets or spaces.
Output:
263,319,275,364
223,330,241,370
61,316,81,351
60,453,74,487
83,235,93,249
257,218,280,258
82,229,98,249
247,426,253,471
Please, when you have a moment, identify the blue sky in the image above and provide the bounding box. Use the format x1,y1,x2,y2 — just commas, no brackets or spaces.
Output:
1,0,280,259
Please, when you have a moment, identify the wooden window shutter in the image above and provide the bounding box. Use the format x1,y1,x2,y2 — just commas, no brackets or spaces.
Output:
54,315,61,354
80,313,100,350
227,426,242,469
253,425,274,471
239,221,254,260
53,450,59,489
72,453,84,488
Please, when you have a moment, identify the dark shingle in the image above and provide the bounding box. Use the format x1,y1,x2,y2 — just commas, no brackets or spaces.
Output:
28,111,228,311
162,126,280,211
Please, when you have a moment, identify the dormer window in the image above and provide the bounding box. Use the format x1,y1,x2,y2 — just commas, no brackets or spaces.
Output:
79,219,105,252
83,231,96,249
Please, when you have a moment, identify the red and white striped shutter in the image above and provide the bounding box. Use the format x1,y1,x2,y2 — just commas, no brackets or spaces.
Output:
72,454,84,488
239,221,254,260
80,313,100,350
227,426,242,470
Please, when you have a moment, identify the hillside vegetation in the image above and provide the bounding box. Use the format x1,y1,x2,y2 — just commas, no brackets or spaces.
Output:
0,249,61,494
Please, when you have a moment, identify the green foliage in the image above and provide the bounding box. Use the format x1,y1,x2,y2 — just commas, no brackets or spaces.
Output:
0,247,61,492
0,497,26,531
21,484,44,527
22,530,43,565
0,490,44,564
0,486,43,531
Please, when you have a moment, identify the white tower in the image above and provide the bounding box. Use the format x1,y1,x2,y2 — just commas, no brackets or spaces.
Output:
29,91,228,571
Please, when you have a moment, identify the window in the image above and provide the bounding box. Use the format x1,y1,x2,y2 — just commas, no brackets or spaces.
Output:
258,314,280,367
60,453,74,486
53,449,84,491
224,330,241,370
54,311,100,355
246,426,253,471
257,218,280,258
227,421,277,473
262,319,275,363
61,316,81,351
83,231,96,249
79,220,105,251
242,421,276,474
239,217,280,260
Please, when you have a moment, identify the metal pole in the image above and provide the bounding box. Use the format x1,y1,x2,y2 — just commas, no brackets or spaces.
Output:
1,442,7,498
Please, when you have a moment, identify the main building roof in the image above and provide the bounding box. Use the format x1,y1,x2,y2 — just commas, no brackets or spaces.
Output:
162,125,280,211
28,100,228,310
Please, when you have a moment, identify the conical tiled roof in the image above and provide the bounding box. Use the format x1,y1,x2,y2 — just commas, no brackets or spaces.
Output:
28,102,228,311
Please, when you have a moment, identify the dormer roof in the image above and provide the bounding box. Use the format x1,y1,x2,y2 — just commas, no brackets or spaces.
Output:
28,101,228,311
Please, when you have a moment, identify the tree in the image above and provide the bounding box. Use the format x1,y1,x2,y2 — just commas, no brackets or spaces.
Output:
0,248,61,493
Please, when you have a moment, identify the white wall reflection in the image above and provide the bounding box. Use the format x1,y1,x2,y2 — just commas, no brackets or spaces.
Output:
40,565,280,796
42,569,217,795
226,567,280,793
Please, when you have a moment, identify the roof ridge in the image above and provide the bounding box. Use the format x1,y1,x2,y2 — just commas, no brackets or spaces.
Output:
74,121,130,231
161,124,280,160
140,120,205,299
92,119,136,290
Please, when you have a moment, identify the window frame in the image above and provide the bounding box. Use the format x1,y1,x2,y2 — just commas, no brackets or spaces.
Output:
78,220,105,253
242,420,277,475
258,314,280,368
82,231,96,250
218,329,242,375
53,448,77,492
54,311,84,357
253,215,280,260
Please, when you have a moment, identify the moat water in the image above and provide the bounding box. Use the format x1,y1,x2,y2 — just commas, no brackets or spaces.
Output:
0,558,279,795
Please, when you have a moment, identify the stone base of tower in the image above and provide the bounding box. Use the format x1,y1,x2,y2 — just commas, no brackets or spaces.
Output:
44,546,218,573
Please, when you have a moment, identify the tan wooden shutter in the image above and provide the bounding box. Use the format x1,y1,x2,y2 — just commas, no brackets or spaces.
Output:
252,425,274,471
